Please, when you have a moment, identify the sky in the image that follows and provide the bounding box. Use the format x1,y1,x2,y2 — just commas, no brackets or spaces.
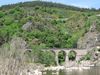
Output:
0,0,100,9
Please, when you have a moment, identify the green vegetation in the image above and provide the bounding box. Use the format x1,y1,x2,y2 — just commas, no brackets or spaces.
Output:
68,50,77,61
79,52,92,61
38,51,55,66
84,53,92,60
0,11,5,18
58,51,66,65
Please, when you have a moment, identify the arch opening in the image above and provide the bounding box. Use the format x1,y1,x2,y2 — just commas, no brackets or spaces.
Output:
58,51,66,65
38,50,55,66
68,50,77,61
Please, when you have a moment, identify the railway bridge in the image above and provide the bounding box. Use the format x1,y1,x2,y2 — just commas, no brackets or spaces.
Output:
42,48,94,66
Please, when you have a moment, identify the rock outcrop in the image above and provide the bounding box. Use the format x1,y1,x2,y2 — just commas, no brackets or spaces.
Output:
22,22,33,31
77,21,100,48
10,37,27,51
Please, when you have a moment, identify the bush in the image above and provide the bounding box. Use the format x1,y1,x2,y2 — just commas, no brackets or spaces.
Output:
58,51,66,65
38,51,55,66
4,16,14,25
83,53,92,60
0,12,5,18
68,50,76,61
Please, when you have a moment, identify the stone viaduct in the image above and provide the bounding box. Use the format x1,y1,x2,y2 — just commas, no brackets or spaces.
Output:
42,47,94,66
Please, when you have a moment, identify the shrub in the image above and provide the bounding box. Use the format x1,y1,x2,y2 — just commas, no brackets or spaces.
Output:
68,50,76,61
0,11,5,18
38,51,55,66
58,51,66,65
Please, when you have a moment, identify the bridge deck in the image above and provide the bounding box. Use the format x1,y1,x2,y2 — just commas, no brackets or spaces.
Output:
42,47,94,51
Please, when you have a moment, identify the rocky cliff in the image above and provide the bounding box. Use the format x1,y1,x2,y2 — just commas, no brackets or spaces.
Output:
77,21,100,49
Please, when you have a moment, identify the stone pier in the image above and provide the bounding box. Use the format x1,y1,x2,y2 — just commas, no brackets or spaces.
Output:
43,48,94,66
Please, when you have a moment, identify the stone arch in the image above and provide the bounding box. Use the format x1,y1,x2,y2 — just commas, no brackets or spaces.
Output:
68,50,77,61
38,50,56,66
58,50,66,65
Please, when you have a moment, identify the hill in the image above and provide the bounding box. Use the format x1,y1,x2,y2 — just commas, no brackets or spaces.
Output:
0,1,100,49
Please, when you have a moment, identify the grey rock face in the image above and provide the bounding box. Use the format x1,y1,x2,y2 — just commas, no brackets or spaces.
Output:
77,22,100,48
77,32,97,48
96,34,100,46
10,37,27,50
22,22,33,31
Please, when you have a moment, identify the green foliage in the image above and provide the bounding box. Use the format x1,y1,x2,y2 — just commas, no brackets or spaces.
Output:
0,11,5,18
9,6,22,14
58,51,66,65
3,16,14,25
0,1,99,48
0,23,20,45
66,29,85,48
38,51,55,66
80,52,92,61
84,53,91,60
68,50,76,61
